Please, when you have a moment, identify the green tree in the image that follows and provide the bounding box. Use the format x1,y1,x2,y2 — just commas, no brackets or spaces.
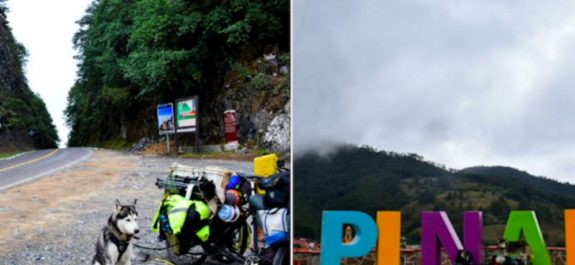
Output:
0,10,59,149
66,0,289,146
490,197,510,217
0,0,7,14
418,190,435,204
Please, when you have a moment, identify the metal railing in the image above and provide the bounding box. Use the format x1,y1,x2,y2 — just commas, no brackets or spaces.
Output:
293,247,567,265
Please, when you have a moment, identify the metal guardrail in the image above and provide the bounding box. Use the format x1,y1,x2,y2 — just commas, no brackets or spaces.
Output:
293,247,567,265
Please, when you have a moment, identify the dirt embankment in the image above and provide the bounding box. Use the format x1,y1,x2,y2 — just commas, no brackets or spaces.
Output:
0,150,135,253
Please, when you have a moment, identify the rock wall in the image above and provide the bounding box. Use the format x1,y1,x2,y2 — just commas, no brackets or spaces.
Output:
262,102,290,153
207,52,291,155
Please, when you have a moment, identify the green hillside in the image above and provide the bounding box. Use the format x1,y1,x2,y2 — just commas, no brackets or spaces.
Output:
0,2,59,150
294,145,575,246
65,0,289,149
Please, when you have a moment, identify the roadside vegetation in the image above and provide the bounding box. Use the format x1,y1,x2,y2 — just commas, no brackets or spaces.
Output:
0,151,21,159
0,2,59,150
66,0,289,147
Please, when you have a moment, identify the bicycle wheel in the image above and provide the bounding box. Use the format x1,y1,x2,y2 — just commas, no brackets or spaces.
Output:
210,220,252,264
272,244,289,265
164,233,205,265
232,220,251,255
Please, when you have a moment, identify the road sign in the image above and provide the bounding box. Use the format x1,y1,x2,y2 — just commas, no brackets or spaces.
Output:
174,96,199,153
176,97,198,133
157,103,175,135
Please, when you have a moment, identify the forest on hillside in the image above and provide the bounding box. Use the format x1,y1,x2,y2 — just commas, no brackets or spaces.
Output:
294,145,575,246
0,1,59,150
66,0,290,148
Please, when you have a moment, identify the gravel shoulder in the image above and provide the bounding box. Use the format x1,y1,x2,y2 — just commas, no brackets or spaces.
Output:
0,149,253,265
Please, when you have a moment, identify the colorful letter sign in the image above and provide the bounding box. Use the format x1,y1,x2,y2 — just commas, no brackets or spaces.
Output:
422,211,483,265
504,211,551,265
377,211,401,265
321,211,378,265
566,210,575,265
319,210,566,265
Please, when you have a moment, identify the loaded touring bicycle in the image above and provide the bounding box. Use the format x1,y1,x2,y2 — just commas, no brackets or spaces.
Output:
153,155,290,265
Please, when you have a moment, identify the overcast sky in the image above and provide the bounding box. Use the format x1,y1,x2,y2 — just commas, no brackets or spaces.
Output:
7,0,92,147
295,0,575,183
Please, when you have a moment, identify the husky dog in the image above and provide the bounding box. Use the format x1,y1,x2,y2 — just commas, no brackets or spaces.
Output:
92,199,140,265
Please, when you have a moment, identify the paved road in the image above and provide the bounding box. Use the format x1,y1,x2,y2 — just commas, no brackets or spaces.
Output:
0,148,93,191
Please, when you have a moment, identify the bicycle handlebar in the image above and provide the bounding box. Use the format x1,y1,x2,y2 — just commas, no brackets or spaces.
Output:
155,166,290,191
155,178,195,190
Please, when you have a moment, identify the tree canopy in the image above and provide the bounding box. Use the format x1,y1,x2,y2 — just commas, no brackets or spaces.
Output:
0,0,7,14
0,7,59,149
66,0,289,146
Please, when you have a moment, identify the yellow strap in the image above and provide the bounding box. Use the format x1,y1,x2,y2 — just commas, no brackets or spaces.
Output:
154,258,176,265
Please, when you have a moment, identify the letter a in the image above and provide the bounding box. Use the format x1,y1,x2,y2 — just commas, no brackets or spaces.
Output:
504,211,551,265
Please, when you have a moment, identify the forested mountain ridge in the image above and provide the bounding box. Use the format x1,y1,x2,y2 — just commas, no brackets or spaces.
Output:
66,0,290,151
0,2,59,151
294,145,575,246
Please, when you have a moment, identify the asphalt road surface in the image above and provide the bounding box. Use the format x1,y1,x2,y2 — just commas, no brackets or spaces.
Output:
0,148,93,191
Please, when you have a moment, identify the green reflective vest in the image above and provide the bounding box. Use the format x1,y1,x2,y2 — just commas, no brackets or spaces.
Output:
152,194,211,242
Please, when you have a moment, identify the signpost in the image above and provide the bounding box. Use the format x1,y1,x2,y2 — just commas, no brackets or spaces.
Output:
175,96,199,152
224,110,238,144
176,97,198,132
157,103,175,152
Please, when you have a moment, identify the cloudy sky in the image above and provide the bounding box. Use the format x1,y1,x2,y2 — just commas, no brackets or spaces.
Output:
294,0,575,182
7,0,93,147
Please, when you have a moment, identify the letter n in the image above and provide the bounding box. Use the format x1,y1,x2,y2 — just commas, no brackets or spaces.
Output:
422,211,483,265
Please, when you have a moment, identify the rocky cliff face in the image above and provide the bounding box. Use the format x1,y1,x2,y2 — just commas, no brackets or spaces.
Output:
209,52,290,154
104,52,291,155
0,9,58,151
263,103,290,154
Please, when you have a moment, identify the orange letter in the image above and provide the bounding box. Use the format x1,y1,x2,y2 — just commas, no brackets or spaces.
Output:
566,210,575,265
377,211,401,265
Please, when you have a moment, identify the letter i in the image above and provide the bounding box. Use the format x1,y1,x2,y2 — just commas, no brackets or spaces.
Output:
377,211,401,265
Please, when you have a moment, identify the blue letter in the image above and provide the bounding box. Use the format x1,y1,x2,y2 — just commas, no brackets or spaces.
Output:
320,211,378,265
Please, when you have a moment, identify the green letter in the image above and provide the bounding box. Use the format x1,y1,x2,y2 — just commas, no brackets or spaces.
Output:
503,211,551,265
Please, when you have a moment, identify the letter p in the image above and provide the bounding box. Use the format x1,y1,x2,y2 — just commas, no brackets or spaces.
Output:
320,211,378,265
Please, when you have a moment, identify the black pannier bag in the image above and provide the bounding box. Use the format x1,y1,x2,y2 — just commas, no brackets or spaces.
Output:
258,171,290,208
177,205,207,254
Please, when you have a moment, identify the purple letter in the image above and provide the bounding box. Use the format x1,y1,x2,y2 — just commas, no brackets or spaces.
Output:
422,211,483,265
464,211,483,265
